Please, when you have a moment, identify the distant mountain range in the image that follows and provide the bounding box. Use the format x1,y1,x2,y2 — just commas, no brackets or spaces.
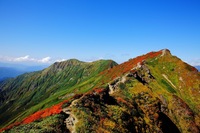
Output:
0,63,47,81
195,66,200,71
0,67,25,81
0,49,199,133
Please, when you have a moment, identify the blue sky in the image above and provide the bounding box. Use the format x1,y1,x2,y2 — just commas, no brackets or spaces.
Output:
0,0,200,65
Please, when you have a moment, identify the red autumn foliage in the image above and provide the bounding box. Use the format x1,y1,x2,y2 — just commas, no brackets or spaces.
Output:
100,117,105,125
0,100,68,132
22,102,63,124
100,50,162,81
116,97,128,105
0,122,21,132
190,66,198,72
95,88,105,94
0,50,163,132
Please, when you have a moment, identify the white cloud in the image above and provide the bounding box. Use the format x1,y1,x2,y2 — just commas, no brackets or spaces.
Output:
14,55,34,62
84,57,104,62
187,59,200,66
0,56,12,62
55,59,66,62
0,55,53,64
38,57,51,63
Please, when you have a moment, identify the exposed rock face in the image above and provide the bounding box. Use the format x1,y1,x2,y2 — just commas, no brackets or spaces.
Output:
128,63,155,84
108,62,154,94
70,83,181,133
62,99,79,133
1,49,200,133
68,63,182,133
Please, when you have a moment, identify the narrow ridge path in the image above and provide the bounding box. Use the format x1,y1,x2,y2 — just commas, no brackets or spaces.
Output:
62,99,79,133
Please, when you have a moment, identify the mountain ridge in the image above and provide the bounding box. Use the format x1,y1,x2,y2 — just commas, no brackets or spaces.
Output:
0,49,200,133
0,59,117,130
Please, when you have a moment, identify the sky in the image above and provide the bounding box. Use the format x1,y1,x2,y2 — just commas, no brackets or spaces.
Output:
0,0,200,66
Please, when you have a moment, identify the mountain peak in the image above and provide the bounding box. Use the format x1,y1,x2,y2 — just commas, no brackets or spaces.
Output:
1,49,200,133
54,58,84,65
160,49,171,56
48,59,83,72
41,58,118,75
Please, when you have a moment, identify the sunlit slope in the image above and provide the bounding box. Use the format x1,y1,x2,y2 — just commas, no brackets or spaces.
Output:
71,49,200,132
0,59,117,128
1,49,200,133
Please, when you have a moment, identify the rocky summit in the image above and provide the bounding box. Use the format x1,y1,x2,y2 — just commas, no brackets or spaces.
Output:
0,49,200,133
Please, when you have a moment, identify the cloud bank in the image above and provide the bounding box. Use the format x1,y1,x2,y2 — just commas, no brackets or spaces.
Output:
55,59,66,62
0,55,52,64
1,55,199,67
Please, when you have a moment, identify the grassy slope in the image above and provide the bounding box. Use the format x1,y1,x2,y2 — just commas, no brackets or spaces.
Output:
0,59,117,128
72,50,200,132
146,50,200,132
147,50,200,114
1,49,200,133
3,114,67,133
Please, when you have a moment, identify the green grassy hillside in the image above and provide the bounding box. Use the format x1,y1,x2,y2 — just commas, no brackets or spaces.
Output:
67,49,200,133
1,49,200,133
0,59,117,129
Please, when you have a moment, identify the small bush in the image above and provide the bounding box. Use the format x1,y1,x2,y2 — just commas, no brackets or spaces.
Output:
119,83,126,90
